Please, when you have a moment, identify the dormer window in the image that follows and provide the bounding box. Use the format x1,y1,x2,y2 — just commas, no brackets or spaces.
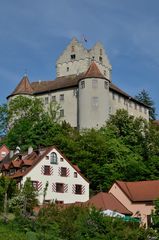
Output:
71,54,76,60
50,152,58,164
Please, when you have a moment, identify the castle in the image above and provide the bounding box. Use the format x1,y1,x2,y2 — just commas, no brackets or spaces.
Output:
7,38,149,129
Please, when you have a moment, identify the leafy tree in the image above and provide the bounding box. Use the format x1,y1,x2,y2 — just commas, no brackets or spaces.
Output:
135,89,156,120
0,103,8,135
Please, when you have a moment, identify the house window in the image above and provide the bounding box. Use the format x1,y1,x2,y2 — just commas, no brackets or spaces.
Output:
52,96,56,102
59,94,64,101
75,184,82,194
81,80,85,89
55,200,64,204
50,152,58,164
56,183,64,193
1,152,6,158
45,97,49,104
92,79,98,88
61,167,67,177
99,56,102,63
92,97,99,107
21,166,27,172
60,109,64,117
74,172,77,178
46,155,49,160
67,67,69,72
112,93,115,100
71,54,76,60
32,181,38,190
9,168,15,175
44,165,50,175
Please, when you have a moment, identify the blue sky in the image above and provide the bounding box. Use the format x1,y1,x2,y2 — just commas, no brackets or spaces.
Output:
1,0,159,115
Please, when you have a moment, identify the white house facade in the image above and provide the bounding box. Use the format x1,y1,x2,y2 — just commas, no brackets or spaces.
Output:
7,38,150,129
1,146,89,204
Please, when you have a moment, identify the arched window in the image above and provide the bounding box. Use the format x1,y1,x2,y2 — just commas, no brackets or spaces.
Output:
50,152,58,164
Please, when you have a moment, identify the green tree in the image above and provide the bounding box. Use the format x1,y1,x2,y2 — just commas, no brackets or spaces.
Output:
135,89,156,120
0,103,8,135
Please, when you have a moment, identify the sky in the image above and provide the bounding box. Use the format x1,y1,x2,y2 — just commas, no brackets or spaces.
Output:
1,0,159,115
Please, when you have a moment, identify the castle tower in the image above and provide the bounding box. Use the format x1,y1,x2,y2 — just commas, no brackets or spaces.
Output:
56,38,112,80
78,61,110,129
56,37,90,77
7,75,33,101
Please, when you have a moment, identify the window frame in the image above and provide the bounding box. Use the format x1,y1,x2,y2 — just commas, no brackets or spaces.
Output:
50,152,58,164
56,183,64,193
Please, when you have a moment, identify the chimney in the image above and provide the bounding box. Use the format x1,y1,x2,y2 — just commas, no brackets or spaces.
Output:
28,146,33,155
10,150,14,158
15,146,21,154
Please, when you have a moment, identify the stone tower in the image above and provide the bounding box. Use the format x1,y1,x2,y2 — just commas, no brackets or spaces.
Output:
56,38,112,81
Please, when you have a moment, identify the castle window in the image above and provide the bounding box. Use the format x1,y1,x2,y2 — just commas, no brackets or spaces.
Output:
112,93,115,100
71,46,75,52
100,49,103,55
104,81,108,89
60,109,64,117
50,152,58,164
81,80,85,89
71,54,76,60
60,94,64,101
92,96,99,107
44,166,50,175
45,97,49,104
67,67,69,72
52,96,56,102
129,101,132,108
56,183,64,193
92,79,98,88
99,56,103,63
75,184,82,194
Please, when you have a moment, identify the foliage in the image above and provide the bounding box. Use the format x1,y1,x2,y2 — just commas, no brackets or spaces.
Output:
135,89,156,120
9,178,38,216
0,103,8,135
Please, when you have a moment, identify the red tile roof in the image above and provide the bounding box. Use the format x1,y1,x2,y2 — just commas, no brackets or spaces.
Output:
87,192,132,215
83,61,106,79
116,180,159,202
10,76,33,96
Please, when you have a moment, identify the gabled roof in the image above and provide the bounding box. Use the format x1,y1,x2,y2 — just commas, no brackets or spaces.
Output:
87,192,132,215
0,146,88,183
116,180,159,202
10,75,33,96
83,61,106,79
